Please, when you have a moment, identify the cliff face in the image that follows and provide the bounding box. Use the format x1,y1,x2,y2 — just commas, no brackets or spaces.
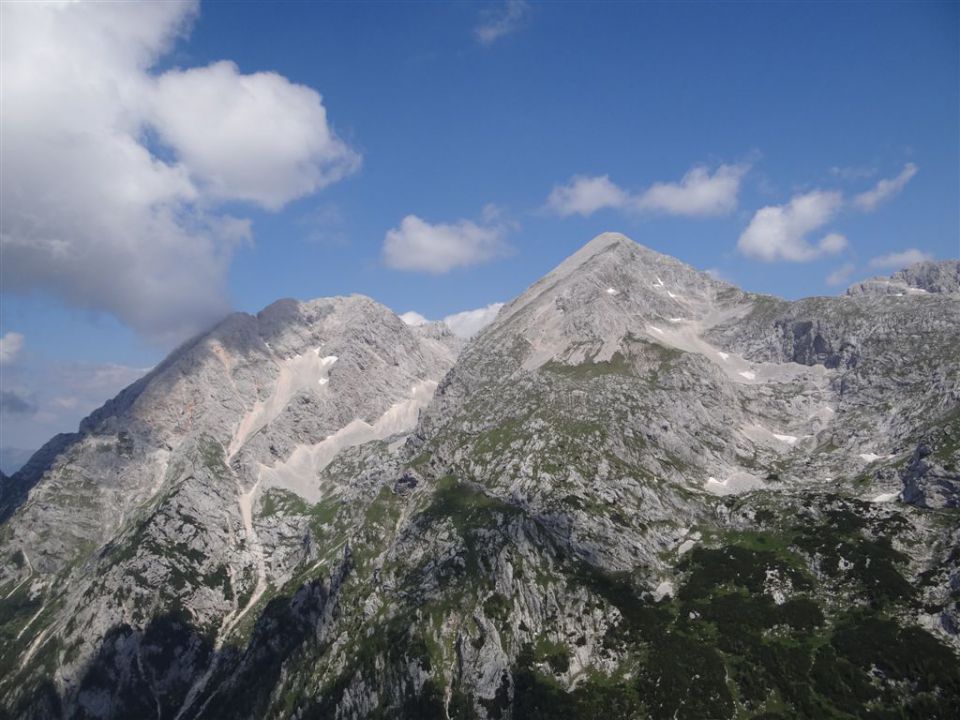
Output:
2,235,958,719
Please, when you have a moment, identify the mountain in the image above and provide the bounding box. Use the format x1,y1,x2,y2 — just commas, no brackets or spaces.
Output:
1,234,958,719
0,448,35,477
847,259,960,297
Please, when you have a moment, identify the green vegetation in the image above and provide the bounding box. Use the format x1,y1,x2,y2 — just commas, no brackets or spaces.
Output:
545,494,960,720
511,646,645,720
422,476,522,534
532,636,570,674
409,450,433,468
677,544,812,600
259,488,311,518
541,351,635,379
198,434,230,478
483,592,512,627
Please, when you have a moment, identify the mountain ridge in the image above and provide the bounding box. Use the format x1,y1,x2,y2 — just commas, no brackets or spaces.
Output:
1,234,958,719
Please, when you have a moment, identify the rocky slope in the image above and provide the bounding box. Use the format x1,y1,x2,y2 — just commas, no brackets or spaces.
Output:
0,295,461,716
1,234,958,719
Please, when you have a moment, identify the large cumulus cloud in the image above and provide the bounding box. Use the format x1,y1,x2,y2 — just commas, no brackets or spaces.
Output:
1,1,359,342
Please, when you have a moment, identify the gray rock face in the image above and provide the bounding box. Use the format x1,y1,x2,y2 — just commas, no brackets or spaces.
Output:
2,234,958,719
846,259,960,296
893,259,960,294
901,432,960,508
0,294,461,716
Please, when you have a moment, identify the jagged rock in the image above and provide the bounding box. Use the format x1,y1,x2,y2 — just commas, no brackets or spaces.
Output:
847,259,960,297
901,441,960,508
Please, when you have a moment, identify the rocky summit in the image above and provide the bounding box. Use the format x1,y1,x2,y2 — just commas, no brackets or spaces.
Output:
1,233,958,719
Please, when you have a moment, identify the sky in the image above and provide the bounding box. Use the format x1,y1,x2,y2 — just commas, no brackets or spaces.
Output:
1,0,958,458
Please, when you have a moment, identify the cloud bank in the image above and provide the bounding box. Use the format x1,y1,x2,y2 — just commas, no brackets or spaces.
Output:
0,357,150,448
383,210,512,274
475,1,531,46
547,164,748,218
0,332,24,365
825,263,857,287
0,391,34,417
547,176,629,218
853,163,918,212
1,1,359,343
737,162,921,264
399,303,504,338
868,248,933,270
737,190,847,262
441,303,506,338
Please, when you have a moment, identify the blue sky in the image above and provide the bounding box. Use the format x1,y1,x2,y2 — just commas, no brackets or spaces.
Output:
1,0,958,454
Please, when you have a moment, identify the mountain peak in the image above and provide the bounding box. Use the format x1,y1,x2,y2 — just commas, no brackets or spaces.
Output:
480,233,743,370
579,231,634,253
554,232,669,273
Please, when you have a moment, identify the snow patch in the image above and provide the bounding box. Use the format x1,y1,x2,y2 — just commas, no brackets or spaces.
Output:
228,351,338,459
859,452,891,463
605,287,619,295
259,380,438,502
773,433,799,445
738,370,756,380
649,326,665,335
668,317,684,323
870,492,899,504
667,290,678,299
716,351,729,361
703,472,766,496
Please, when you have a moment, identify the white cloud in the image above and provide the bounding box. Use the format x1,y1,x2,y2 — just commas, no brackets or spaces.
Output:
442,303,505,338
633,164,749,216
475,0,531,45
299,204,349,246
737,190,846,262
547,164,748,218
399,311,430,326
547,176,629,217
383,214,511,274
0,1,358,343
853,163,918,212
826,262,857,287
398,302,504,338
0,332,24,364
150,61,359,210
829,165,877,181
819,233,848,254
868,248,933,270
